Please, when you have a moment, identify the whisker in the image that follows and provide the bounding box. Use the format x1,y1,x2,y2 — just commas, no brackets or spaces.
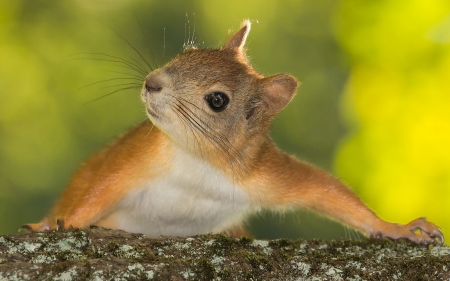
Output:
127,55,150,74
176,96,248,165
170,97,258,205
82,86,141,105
131,5,158,69
68,52,148,75
78,78,143,91
163,28,166,62
104,24,155,73
172,105,201,154
143,120,155,139
105,70,144,80
101,82,143,89
192,13,196,47
171,104,211,200
174,103,225,165
110,64,147,77
176,99,246,167
176,97,204,111
67,57,147,77
170,99,210,165
172,107,191,148
175,100,246,173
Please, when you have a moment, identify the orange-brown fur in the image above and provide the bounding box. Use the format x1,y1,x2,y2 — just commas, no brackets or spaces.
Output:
43,121,169,229
24,20,443,245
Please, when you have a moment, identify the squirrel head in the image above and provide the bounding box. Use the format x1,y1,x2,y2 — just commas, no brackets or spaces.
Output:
141,20,298,173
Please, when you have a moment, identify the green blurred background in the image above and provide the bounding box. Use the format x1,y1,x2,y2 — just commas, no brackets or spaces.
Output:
1,0,449,242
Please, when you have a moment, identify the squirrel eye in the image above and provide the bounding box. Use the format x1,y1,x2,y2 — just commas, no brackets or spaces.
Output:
205,92,229,112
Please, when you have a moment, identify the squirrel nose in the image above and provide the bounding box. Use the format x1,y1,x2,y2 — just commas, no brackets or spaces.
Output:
142,72,165,101
144,77,162,93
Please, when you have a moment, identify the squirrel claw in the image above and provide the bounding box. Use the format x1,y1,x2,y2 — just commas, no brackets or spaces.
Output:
19,219,51,232
407,217,444,246
429,229,444,246
371,217,444,246
19,224,33,233
56,219,65,230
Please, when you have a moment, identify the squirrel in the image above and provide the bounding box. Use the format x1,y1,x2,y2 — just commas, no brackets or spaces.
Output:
23,20,443,245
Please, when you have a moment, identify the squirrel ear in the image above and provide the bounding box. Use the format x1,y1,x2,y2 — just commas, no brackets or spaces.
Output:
259,74,298,115
223,20,251,50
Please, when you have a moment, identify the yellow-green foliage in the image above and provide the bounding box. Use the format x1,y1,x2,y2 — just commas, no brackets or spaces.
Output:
335,0,450,240
1,0,447,241
0,0,348,238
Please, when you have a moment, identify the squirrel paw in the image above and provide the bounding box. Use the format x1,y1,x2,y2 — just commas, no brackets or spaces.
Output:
20,218,67,232
56,218,65,230
19,218,51,233
371,217,444,246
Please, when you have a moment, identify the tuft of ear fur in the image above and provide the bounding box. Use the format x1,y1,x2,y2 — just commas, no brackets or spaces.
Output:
223,20,251,51
259,74,298,115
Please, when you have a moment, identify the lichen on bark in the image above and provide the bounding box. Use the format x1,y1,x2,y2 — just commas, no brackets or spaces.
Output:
0,226,449,280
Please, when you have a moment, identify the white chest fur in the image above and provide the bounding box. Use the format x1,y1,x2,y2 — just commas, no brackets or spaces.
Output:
113,147,251,236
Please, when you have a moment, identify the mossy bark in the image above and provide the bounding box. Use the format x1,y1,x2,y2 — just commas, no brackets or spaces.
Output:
0,226,449,280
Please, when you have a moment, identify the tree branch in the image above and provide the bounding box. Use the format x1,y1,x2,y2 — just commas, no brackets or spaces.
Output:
0,227,449,280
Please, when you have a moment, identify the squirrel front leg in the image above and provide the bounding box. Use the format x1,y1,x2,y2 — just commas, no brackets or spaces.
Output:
22,121,164,232
250,146,444,245
21,147,111,232
22,151,141,232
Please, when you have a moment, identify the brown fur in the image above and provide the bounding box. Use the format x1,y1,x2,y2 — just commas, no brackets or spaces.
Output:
34,121,170,229
24,20,443,246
